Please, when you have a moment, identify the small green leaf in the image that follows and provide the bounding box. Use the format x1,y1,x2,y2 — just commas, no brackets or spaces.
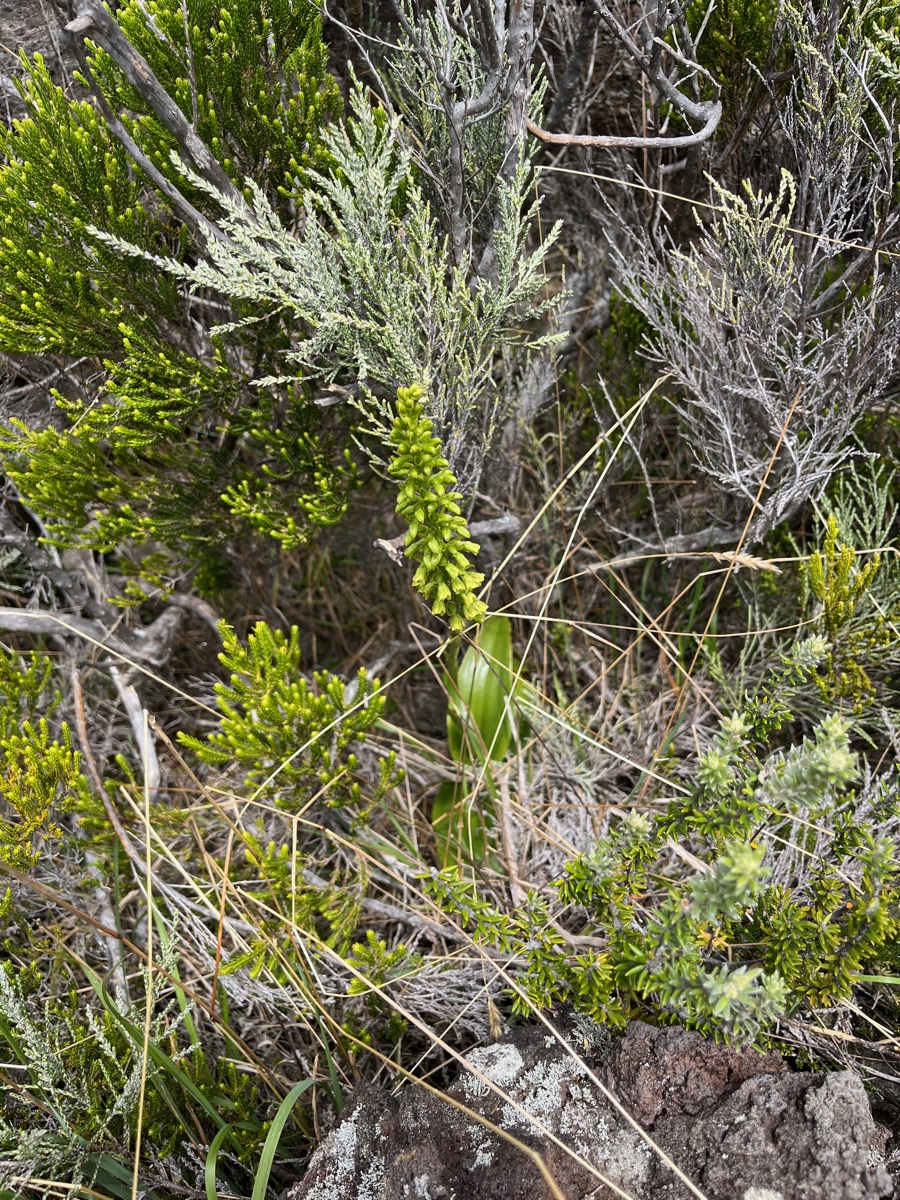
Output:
447,616,516,764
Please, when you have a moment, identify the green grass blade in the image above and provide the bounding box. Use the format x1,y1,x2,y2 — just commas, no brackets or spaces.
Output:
316,1019,344,1117
251,1080,313,1200
204,1122,234,1200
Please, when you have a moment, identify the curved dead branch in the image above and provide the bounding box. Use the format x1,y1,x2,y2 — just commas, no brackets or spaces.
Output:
533,0,722,152
528,102,721,150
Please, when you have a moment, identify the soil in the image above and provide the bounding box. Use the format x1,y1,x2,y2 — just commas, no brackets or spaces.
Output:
0,0,76,124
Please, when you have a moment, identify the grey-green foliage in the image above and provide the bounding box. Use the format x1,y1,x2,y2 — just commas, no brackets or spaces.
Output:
823,458,900,594
92,87,561,494
810,477,900,712
868,0,900,86
614,0,899,550
706,475,900,728
0,939,186,1195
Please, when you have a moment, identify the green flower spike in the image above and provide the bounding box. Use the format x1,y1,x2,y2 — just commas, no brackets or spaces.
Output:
388,384,487,632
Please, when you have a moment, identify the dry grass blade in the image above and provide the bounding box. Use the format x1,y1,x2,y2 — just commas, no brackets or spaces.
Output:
707,552,783,573
131,709,155,1200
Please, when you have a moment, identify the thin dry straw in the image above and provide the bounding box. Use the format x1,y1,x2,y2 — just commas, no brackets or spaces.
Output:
467,376,669,805
131,708,155,1200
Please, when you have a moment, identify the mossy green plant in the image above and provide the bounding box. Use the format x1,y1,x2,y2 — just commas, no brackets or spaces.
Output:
0,6,349,593
88,0,341,204
803,514,892,711
0,648,90,869
179,619,388,808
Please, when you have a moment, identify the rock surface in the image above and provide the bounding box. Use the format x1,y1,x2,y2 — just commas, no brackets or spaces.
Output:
286,1016,894,1200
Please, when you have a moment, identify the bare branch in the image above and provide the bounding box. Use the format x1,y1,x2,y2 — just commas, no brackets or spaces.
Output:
0,605,184,666
110,665,160,803
0,608,133,656
122,582,223,636
533,0,721,151
527,102,721,150
0,506,100,616
500,0,536,186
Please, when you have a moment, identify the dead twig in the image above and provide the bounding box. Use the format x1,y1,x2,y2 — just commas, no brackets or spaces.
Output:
0,605,185,666
110,665,161,804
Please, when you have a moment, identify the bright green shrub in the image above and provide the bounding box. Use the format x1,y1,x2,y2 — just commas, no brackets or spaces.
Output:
0,56,172,357
221,833,371,977
803,513,897,710
87,0,341,203
0,5,348,590
688,0,780,79
346,931,422,996
179,619,404,979
685,0,784,129
180,620,389,808
0,649,89,869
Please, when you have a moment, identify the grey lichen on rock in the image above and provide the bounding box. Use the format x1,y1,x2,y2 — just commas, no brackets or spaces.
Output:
284,1016,894,1200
